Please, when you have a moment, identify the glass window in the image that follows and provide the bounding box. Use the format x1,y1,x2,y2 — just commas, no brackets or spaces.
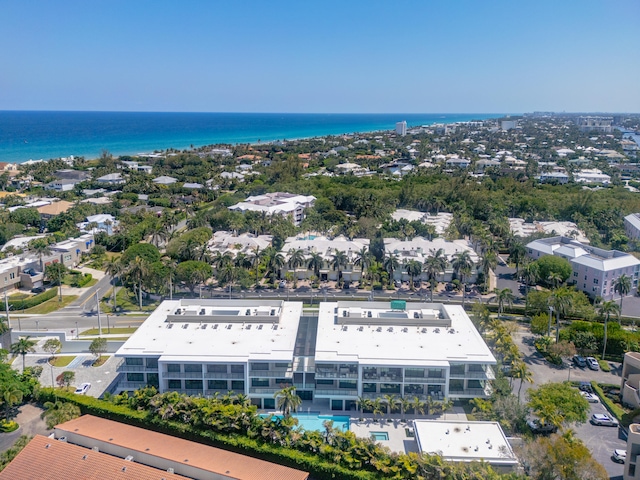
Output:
230,365,244,374
145,358,158,369
362,383,377,393
208,380,227,390
208,364,227,373
316,379,334,386
263,398,275,409
339,380,357,389
275,363,291,368
251,363,269,371
167,364,181,373
231,380,244,391
427,369,443,378
185,380,203,390
449,379,464,391
125,358,143,366
127,373,143,382
467,380,483,389
184,364,202,373
404,384,424,395
450,364,465,375
405,368,424,378
168,379,182,389
147,373,159,388
276,378,293,386
380,383,401,394
251,378,269,387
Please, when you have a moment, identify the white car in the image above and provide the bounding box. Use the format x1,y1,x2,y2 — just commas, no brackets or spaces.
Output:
581,392,599,403
74,383,91,395
612,449,627,463
586,357,600,371
590,413,618,427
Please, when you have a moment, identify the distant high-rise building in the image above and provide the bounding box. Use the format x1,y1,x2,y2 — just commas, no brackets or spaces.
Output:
501,120,517,131
395,121,407,136
575,116,613,133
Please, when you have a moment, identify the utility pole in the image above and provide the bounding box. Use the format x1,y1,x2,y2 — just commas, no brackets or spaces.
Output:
95,291,102,335
4,290,11,329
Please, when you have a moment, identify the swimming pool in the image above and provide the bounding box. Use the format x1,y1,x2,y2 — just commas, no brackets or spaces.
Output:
261,413,350,431
370,431,389,441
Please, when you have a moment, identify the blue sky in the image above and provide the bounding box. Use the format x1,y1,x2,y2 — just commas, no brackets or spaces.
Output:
1,0,638,113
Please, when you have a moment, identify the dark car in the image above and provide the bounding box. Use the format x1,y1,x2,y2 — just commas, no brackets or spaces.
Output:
572,355,587,368
579,382,593,393
31,286,46,294
527,419,558,434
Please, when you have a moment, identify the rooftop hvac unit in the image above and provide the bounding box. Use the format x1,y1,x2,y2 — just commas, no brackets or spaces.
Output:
125,455,134,461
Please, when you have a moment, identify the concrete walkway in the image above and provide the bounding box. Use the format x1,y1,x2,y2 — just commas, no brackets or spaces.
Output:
0,404,50,454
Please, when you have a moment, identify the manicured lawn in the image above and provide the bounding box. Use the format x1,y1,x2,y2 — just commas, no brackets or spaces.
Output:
50,356,76,367
22,295,78,314
102,287,160,313
80,327,138,336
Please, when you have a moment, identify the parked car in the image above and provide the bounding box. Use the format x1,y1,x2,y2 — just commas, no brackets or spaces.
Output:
31,286,46,294
74,383,91,395
572,355,587,368
394,280,402,288
590,413,618,427
612,449,627,463
579,381,593,393
580,392,599,403
586,357,600,371
278,281,286,289
527,419,558,434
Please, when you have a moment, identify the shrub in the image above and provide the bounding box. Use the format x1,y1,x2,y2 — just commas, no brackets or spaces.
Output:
72,273,92,288
0,288,56,311
0,420,18,433
592,382,625,421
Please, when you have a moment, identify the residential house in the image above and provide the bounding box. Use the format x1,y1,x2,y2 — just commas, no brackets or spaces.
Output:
153,175,177,185
229,192,315,227
96,173,126,185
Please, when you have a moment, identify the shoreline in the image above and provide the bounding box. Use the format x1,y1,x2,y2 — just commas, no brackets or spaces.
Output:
0,112,505,164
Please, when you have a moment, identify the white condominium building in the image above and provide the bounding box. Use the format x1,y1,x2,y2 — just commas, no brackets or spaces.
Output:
625,213,640,241
395,121,407,136
526,236,640,300
228,192,316,226
114,299,495,411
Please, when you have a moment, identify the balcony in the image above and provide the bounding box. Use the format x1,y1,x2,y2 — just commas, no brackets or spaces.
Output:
249,387,280,394
163,372,204,379
315,371,358,379
248,370,293,378
315,389,358,397
205,389,236,396
117,365,158,373
448,387,491,398
204,372,245,379
119,381,149,390
449,369,494,380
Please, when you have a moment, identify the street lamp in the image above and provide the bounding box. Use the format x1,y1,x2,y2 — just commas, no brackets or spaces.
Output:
95,291,102,335
567,364,574,382
75,321,78,339
547,306,554,337
35,320,39,331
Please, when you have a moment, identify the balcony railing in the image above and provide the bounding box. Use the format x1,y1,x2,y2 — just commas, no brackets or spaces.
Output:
204,372,245,379
314,372,358,379
119,381,149,390
448,388,490,397
163,372,205,379
249,387,280,394
315,389,358,397
117,365,158,373
248,370,293,378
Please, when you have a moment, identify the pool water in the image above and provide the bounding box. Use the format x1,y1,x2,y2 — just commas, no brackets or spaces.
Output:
261,413,350,431
370,431,389,441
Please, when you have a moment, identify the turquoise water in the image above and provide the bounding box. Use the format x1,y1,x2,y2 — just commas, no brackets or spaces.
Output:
0,111,505,163
261,413,350,432
370,431,389,441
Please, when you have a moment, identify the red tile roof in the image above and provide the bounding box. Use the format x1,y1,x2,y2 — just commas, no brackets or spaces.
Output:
55,415,309,480
0,435,190,480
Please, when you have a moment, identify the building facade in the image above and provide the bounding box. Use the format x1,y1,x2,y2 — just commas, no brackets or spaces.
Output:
114,299,495,410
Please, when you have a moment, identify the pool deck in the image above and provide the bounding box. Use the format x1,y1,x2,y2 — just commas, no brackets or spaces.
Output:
262,404,469,454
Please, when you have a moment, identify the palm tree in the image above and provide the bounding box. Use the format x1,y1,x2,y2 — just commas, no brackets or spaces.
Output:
494,287,515,318
382,393,398,415
478,251,497,292
10,336,36,371
1,387,23,421
30,239,52,272
599,300,621,360
410,396,424,417
287,248,305,288
274,386,302,417
521,261,540,287
40,401,81,429
307,252,324,280
354,246,370,286
104,258,124,311
383,254,400,286
451,251,474,306
405,260,422,291
511,361,533,403
331,250,348,287
126,256,150,310
547,272,563,289
266,250,285,286
508,242,527,275
548,287,573,343
614,274,632,315
423,248,447,301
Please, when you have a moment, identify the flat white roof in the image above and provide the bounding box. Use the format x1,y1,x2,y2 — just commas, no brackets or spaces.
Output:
115,299,303,363
314,302,495,366
414,420,517,466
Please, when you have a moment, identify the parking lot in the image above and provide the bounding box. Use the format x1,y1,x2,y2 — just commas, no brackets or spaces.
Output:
512,324,626,478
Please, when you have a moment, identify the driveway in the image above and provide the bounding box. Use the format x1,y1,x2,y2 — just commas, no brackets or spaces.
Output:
0,404,49,453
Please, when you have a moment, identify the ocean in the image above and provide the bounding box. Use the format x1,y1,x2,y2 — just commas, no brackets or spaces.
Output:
0,111,505,163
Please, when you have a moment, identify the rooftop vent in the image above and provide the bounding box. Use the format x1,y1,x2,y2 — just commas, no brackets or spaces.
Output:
402,328,408,333
413,312,420,319
125,455,134,461
367,311,372,318
246,309,251,315
270,309,276,316
167,468,175,474
213,324,218,329
434,328,440,333
58,437,67,442
376,327,382,332
358,326,364,331
182,324,188,329
341,325,348,331
201,324,207,330
273,325,279,330
421,328,427,333
199,308,206,315
167,324,174,329
342,310,348,317
92,446,99,452
82,455,87,460
257,325,263,330
45,443,51,449
246,324,252,330
175,308,182,315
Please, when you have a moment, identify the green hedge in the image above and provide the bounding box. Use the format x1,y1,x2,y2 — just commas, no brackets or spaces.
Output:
592,382,625,421
36,389,377,480
0,288,56,311
72,274,92,288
